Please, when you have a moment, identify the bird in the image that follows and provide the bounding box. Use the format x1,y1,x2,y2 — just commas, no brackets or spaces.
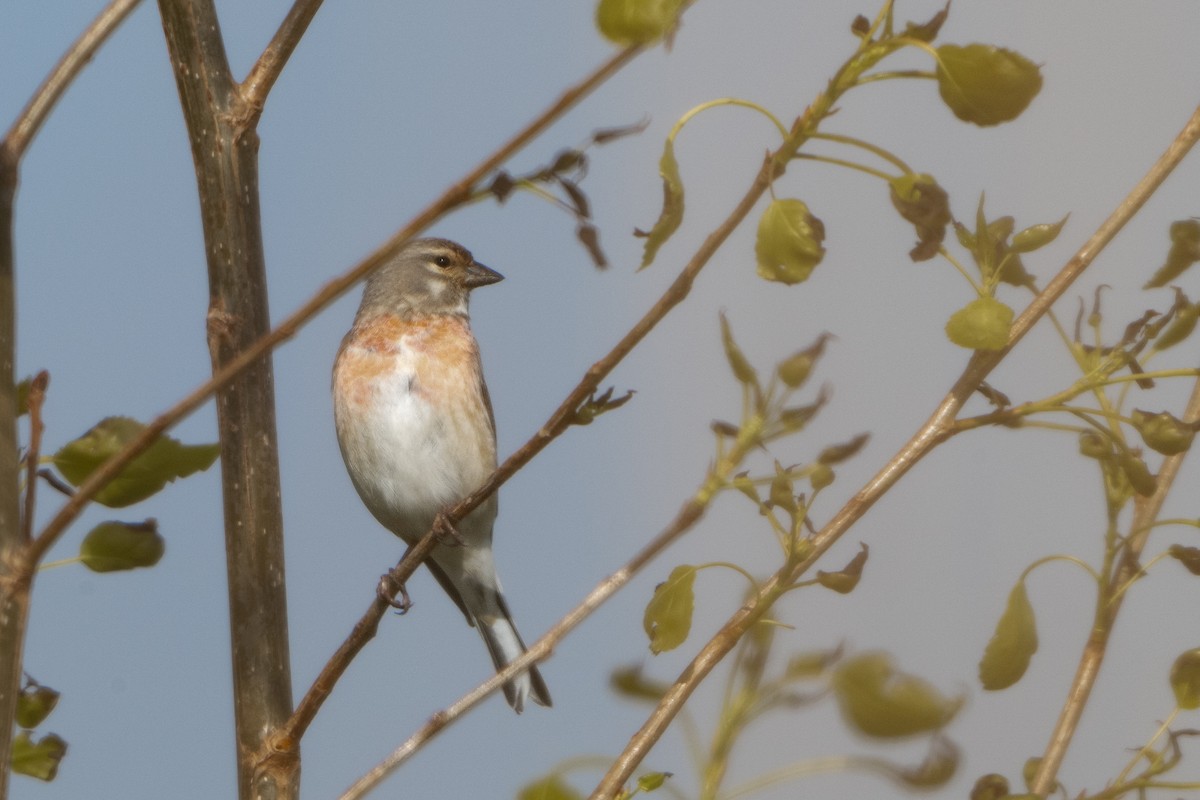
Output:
332,237,551,713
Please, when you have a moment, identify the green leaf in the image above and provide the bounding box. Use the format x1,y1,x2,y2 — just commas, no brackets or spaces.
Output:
979,581,1038,690
755,198,826,284
818,433,870,465
636,772,672,792
945,296,1013,351
16,376,32,417
776,332,830,389
79,520,164,573
935,44,1043,126
1144,219,1200,288
889,173,950,261
16,683,60,729
1170,648,1200,709
1168,544,1200,576
1010,215,1069,254
816,543,869,594
643,565,696,654
784,646,843,680
518,774,583,800
809,463,834,490
969,773,1011,800
636,138,684,269
610,664,670,701
1131,408,1197,456
11,732,67,781
1118,454,1157,497
1154,301,1199,351
52,416,219,507
595,0,685,46
832,652,964,738
718,312,759,388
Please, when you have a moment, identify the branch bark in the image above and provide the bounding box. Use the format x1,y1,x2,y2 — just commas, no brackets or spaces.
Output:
156,2,298,797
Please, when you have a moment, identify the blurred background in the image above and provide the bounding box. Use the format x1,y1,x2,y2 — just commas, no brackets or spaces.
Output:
2,1,1199,797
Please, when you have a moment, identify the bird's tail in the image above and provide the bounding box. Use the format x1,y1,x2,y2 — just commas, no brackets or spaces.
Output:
475,592,552,713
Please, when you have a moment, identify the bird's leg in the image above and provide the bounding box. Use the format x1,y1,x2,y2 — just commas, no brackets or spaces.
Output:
377,571,413,614
432,510,467,547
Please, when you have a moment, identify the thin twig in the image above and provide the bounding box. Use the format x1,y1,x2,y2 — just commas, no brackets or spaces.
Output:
2,0,143,160
19,372,48,544
1030,378,1200,794
240,0,325,116
589,101,1200,800
28,44,640,567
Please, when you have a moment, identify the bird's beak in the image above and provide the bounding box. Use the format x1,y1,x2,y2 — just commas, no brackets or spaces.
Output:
464,261,504,288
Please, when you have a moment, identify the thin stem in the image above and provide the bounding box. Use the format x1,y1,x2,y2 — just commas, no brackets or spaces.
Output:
592,100,1200,800
240,0,325,117
808,131,914,173
792,153,893,183
2,0,143,159
20,372,48,544
1030,372,1200,794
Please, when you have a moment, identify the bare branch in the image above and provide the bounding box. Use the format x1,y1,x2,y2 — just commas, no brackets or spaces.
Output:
241,0,326,116
1,0,143,160
20,372,48,545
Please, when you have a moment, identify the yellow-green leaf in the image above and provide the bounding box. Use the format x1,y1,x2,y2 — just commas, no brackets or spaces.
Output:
1131,408,1196,456
979,581,1038,690
1144,219,1200,289
595,0,685,47
1170,648,1200,709
79,520,164,573
52,416,219,508
636,772,672,792
16,683,59,729
1118,454,1157,497
832,652,963,738
11,732,67,781
718,312,758,388
945,296,1013,351
518,774,583,800
1154,302,1199,351
816,542,869,594
637,138,684,269
609,664,670,701
969,773,1010,800
936,43,1043,126
643,565,696,654
1010,215,1068,254
755,198,825,285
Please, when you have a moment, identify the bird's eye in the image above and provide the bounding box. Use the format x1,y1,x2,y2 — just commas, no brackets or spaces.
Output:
433,255,451,268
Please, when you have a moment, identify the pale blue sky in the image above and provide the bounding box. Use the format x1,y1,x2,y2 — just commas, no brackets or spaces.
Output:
3,2,1199,798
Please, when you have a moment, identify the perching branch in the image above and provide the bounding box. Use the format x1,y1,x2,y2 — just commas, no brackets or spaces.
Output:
589,100,1200,799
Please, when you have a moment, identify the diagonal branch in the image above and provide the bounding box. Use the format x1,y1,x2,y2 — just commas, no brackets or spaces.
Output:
588,100,1200,799
28,43,640,565
240,0,326,116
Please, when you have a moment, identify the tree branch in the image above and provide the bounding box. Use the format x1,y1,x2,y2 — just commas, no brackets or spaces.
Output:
588,100,1200,799
157,1,291,797
0,4,143,796
240,0,325,117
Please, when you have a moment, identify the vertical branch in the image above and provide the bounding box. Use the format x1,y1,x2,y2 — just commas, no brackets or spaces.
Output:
0,147,27,800
156,2,293,798
0,3,143,795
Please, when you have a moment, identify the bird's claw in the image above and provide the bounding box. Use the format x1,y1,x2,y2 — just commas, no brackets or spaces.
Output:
432,512,467,548
378,573,412,614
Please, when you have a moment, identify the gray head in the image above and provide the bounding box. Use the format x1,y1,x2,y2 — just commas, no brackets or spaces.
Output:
358,238,503,319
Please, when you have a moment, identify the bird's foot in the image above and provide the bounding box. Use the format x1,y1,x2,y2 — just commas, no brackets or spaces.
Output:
377,573,413,614
432,511,467,548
